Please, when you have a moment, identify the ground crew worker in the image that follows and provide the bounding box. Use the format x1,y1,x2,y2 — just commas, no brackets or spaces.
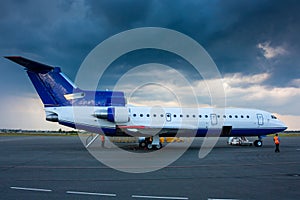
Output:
273,134,280,153
101,135,105,148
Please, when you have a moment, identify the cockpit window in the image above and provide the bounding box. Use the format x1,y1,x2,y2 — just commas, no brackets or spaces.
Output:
271,115,277,119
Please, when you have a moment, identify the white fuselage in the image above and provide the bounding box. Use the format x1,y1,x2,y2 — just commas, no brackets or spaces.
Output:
45,106,287,137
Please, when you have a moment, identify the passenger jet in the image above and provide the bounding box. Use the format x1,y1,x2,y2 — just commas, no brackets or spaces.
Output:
6,56,287,149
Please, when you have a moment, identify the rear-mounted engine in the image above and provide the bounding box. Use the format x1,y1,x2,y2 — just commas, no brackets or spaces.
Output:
94,107,129,123
46,112,58,122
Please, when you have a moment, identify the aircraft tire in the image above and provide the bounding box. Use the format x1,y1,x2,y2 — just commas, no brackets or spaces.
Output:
155,143,162,150
254,140,263,147
139,141,146,148
147,143,153,150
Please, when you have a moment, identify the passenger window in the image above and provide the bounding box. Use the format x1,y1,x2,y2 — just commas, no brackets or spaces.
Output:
205,115,208,118
133,114,136,117
173,114,177,118
160,114,164,117
223,115,226,118
140,114,143,117
180,114,183,117
229,115,232,118
235,115,238,118
192,115,195,118
241,115,244,118
153,114,156,117
146,114,150,117
199,115,202,118
186,115,189,118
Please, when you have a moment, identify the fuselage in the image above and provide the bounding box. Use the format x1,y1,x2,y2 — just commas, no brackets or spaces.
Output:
45,106,287,137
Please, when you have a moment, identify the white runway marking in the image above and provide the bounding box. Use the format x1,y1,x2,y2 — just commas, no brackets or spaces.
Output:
66,190,117,197
10,186,52,192
208,198,238,200
132,194,189,199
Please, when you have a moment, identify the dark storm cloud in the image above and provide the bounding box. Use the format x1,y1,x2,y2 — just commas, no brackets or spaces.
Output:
1,1,94,80
88,0,152,29
84,0,300,87
1,0,299,85
206,0,300,86
0,0,299,97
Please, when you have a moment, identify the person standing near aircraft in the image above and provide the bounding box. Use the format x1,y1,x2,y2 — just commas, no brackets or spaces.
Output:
273,134,280,153
101,135,105,148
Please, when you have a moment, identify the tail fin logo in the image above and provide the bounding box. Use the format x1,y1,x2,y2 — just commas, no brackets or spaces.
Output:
64,92,85,100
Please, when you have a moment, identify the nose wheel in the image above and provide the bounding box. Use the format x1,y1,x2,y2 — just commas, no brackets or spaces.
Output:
254,140,263,147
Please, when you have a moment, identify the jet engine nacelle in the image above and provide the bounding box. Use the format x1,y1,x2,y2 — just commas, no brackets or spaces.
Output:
94,107,129,123
46,112,58,122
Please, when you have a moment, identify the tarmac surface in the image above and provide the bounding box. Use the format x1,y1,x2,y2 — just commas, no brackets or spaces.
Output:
0,135,299,200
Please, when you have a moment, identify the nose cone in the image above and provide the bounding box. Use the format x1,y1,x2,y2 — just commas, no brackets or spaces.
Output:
278,120,288,132
280,126,288,132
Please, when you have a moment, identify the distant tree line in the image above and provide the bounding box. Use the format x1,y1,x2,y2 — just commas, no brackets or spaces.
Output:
0,129,79,134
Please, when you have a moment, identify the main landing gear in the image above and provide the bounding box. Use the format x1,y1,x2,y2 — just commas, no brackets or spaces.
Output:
139,135,162,150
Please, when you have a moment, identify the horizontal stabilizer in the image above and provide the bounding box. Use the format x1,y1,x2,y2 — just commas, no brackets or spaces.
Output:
5,56,54,72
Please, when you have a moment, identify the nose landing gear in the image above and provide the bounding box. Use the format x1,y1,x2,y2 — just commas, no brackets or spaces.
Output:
253,140,263,147
254,136,263,147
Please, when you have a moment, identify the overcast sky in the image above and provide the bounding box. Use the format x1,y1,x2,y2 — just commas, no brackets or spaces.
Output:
0,0,299,130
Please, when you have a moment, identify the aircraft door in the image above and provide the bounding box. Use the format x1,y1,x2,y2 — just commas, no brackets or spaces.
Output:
166,113,171,122
257,114,264,125
210,114,217,125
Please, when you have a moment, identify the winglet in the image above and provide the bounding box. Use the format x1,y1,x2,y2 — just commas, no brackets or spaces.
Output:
5,56,54,72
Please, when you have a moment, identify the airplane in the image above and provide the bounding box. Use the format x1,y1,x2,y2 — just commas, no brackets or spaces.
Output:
5,56,287,149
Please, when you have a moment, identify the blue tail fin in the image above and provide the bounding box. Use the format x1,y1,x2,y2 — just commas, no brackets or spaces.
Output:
5,56,75,107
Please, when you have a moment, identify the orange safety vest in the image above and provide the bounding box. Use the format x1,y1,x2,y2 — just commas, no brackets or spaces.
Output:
274,136,280,144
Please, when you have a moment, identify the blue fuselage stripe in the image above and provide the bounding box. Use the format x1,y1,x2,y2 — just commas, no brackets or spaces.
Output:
58,120,284,137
